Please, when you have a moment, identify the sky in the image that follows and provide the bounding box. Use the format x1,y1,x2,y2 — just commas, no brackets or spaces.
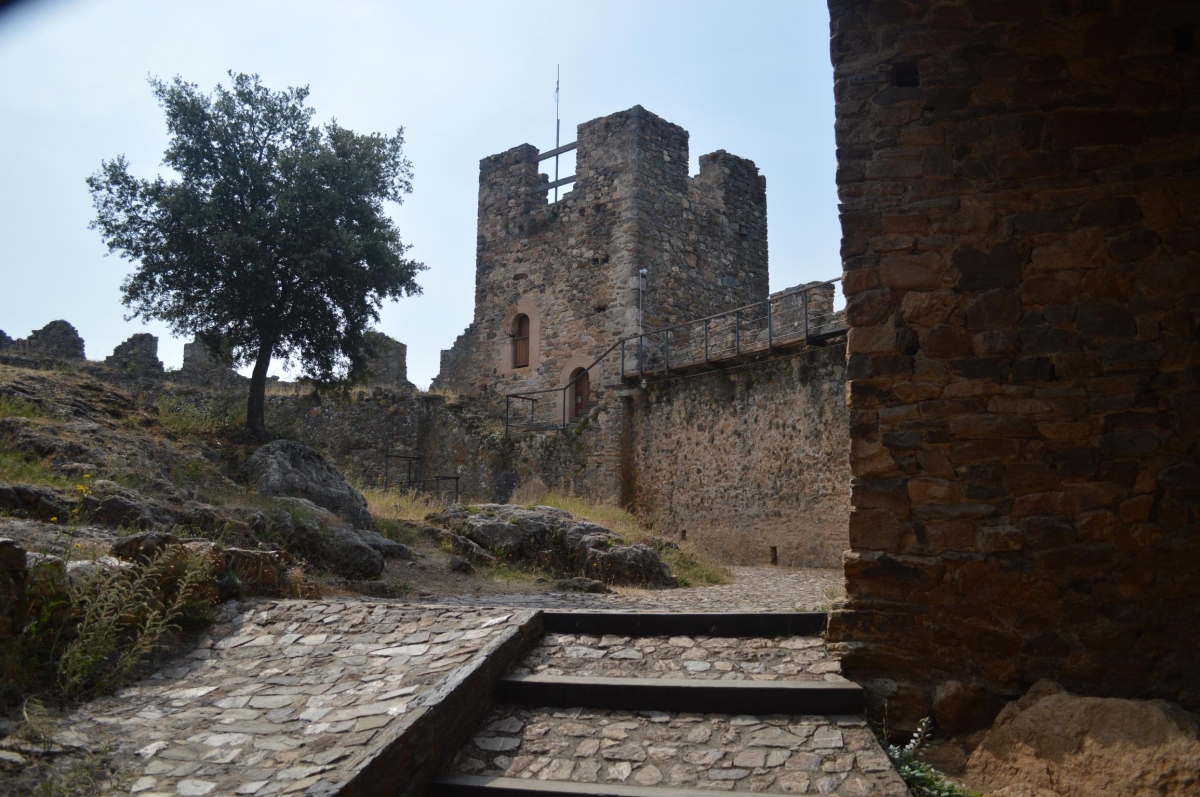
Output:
0,0,838,389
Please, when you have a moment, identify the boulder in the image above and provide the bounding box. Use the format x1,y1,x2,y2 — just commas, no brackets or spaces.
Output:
357,528,414,558
427,504,676,587
965,679,1200,796
553,577,611,594
270,497,382,580
0,482,71,522
583,543,675,587
242,440,373,528
111,531,179,562
933,679,1003,736
0,539,28,638
66,556,131,587
449,555,473,573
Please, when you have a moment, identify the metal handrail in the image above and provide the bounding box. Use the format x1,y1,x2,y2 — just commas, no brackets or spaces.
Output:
504,277,845,432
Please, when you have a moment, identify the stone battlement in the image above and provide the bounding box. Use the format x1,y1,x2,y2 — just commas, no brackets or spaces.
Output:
434,106,768,398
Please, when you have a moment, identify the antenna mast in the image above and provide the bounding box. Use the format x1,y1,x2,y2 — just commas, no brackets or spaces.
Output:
554,65,560,203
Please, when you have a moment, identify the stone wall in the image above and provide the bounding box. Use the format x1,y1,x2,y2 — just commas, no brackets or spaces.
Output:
825,0,1200,732
627,344,850,567
433,106,768,404
264,388,515,503
363,332,413,388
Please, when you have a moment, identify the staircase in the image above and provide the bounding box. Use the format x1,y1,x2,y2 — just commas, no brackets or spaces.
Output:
428,611,906,796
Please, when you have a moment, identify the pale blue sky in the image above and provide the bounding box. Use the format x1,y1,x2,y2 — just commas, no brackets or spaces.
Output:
0,0,837,388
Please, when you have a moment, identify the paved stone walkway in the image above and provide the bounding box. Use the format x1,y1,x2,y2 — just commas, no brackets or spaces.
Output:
56,601,529,797
514,634,842,682
415,567,843,613
6,567,857,796
450,708,904,795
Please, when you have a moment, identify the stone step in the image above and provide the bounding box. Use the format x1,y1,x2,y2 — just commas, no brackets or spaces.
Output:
439,705,907,795
541,612,827,638
431,773,753,797
496,675,863,715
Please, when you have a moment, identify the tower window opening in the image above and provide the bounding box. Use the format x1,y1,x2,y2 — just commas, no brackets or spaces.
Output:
512,314,530,368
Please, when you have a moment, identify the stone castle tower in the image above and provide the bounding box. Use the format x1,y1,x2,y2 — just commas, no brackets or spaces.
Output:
433,106,768,399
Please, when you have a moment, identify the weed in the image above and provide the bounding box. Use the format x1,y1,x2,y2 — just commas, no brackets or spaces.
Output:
372,517,424,547
483,556,551,585
817,582,847,613
156,392,243,435
0,396,47,419
56,548,207,700
359,486,447,524
0,448,70,488
878,718,981,797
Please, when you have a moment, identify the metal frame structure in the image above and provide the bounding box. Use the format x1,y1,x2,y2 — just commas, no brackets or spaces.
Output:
504,277,847,432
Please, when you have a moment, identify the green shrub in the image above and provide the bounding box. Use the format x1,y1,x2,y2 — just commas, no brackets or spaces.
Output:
0,449,70,488
879,718,980,797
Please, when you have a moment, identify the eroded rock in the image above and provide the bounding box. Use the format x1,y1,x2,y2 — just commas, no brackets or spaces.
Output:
242,440,373,528
427,505,676,587
965,679,1200,797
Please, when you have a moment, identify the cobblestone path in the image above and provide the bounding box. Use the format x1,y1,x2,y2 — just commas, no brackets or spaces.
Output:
414,567,842,613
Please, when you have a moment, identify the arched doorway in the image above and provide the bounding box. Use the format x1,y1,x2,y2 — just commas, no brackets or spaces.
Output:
511,314,530,368
570,367,590,419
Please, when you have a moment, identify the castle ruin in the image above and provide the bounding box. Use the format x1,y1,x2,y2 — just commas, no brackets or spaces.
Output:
433,105,770,400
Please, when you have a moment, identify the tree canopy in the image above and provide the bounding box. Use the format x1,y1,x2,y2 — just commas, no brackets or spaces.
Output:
89,71,424,438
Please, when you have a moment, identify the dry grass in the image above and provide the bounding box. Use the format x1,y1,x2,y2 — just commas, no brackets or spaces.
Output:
533,492,731,587
360,486,446,523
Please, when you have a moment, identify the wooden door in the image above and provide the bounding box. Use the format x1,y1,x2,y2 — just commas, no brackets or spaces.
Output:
573,369,590,418
513,315,530,368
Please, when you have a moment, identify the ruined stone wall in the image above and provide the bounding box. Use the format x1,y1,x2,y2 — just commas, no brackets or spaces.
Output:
628,344,850,567
0,321,85,360
433,107,768,412
104,333,164,378
825,0,1200,731
264,388,514,503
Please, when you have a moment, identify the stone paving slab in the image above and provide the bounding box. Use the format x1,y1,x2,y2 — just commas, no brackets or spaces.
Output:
61,600,533,797
513,634,845,682
448,706,907,796
415,568,843,613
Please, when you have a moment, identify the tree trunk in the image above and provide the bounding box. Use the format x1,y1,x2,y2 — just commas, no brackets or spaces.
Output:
245,340,273,440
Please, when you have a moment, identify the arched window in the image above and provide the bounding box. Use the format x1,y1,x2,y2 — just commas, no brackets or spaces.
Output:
512,314,530,368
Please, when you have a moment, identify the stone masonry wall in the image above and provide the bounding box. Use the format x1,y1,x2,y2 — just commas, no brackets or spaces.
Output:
264,388,515,503
433,106,768,412
628,344,850,567
825,0,1200,732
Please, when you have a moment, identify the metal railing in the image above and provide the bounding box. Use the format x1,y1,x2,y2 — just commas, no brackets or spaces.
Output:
504,278,845,432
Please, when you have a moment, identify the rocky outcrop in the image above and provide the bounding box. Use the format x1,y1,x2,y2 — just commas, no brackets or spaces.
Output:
243,440,374,529
427,504,677,587
965,680,1200,797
